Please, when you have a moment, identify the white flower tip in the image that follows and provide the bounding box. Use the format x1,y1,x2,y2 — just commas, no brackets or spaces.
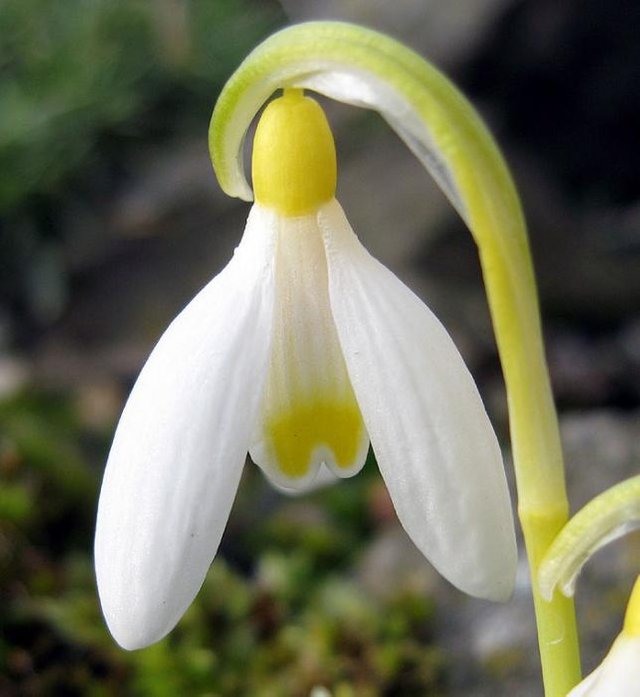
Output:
99,593,171,651
460,534,517,603
107,617,163,652
95,557,183,650
484,571,517,603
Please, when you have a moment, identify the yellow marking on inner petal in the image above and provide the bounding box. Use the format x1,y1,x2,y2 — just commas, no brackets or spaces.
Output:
252,89,337,216
266,399,364,479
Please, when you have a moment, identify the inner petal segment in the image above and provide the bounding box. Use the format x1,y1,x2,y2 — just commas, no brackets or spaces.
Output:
250,207,369,489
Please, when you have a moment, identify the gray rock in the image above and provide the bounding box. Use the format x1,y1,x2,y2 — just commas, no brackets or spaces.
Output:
337,128,452,270
0,355,29,399
562,410,640,510
355,524,441,601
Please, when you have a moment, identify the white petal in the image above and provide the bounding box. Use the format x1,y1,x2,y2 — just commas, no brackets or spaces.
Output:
318,199,516,601
568,636,640,697
249,209,369,489
94,205,276,649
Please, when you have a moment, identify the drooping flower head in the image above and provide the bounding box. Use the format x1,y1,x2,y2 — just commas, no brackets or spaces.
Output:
95,22,518,650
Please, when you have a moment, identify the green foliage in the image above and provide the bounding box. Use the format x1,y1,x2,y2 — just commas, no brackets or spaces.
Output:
0,0,151,210
0,0,282,212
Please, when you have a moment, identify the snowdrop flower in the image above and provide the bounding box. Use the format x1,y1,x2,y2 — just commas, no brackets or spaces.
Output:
567,577,640,697
95,44,517,650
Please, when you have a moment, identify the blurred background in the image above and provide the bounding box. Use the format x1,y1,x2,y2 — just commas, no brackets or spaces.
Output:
1,0,639,695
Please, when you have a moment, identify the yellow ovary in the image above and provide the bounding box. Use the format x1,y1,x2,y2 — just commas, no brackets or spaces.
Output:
252,89,337,217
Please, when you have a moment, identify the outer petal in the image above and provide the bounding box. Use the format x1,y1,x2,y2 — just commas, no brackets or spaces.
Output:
94,205,276,649
568,635,640,697
318,199,516,601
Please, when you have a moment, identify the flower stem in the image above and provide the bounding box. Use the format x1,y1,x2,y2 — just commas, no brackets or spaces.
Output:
521,509,582,696
473,192,583,695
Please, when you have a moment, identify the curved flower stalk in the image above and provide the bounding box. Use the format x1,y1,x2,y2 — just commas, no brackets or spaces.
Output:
567,577,640,697
95,80,516,651
539,475,640,601
209,22,579,696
